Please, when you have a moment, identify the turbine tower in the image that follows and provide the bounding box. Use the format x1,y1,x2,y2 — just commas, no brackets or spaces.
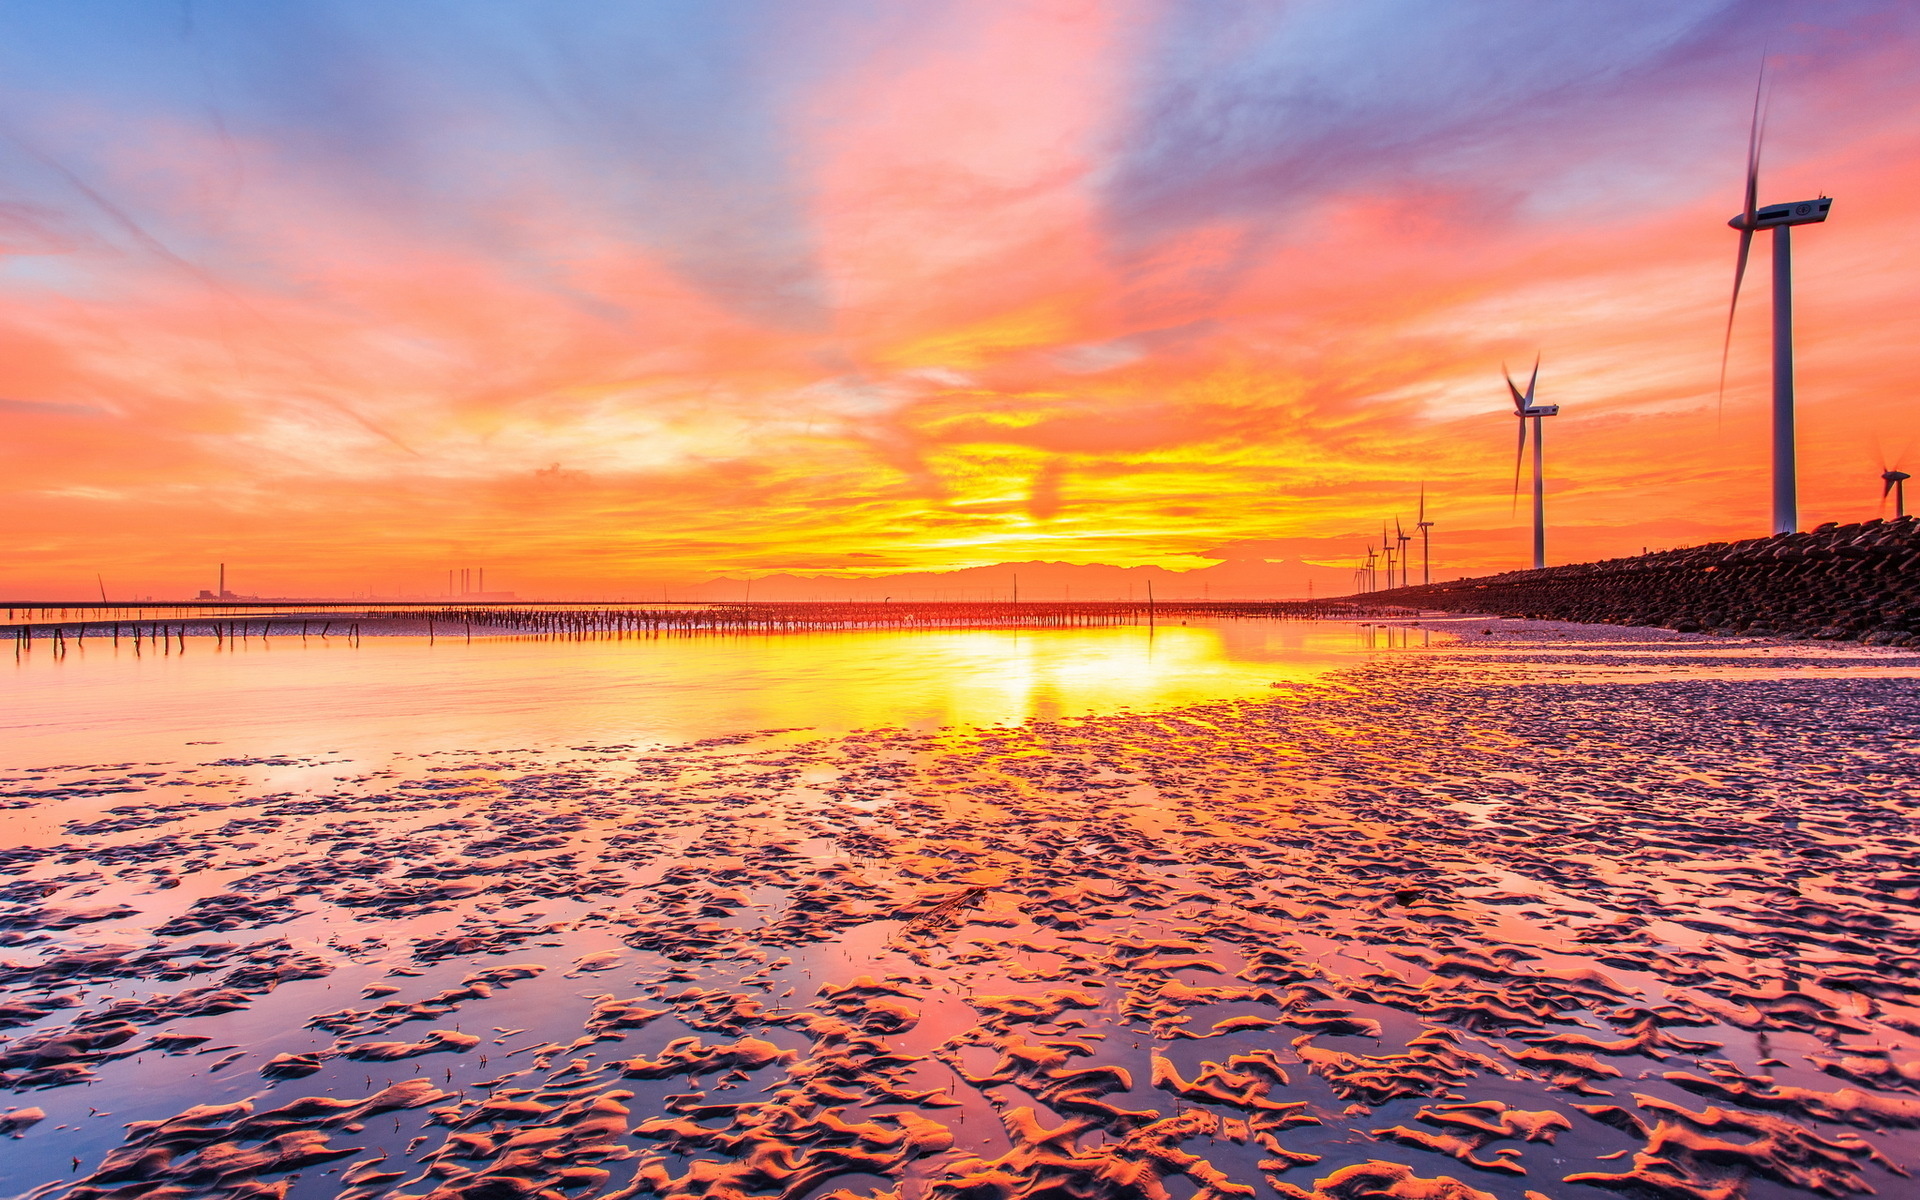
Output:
1416,486,1435,586
1885,469,1911,519
1507,359,1559,570
1720,76,1832,536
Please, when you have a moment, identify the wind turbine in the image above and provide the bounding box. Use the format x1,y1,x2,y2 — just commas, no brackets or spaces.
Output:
1884,469,1911,518
1395,518,1413,589
1416,486,1435,586
1719,73,1832,535
1507,359,1559,570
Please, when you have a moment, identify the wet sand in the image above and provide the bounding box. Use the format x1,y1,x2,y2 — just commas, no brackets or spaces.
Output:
3,619,1918,1200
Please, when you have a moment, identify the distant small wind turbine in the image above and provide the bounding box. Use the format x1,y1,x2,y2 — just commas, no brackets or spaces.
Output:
1719,69,1833,535
1506,358,1559,570
1394,518,1413,589
1416,486,1435,586
1884,468,1911,518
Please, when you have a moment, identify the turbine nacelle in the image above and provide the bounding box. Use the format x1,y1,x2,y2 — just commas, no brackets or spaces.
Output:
1728,197,1832,231
1517,404,1559,418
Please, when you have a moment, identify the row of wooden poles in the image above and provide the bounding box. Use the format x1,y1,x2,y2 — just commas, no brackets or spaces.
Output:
14,620,364,654
13,600,1408,650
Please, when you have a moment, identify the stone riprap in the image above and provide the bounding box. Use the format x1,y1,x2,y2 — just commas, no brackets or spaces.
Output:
1370,515,1920,644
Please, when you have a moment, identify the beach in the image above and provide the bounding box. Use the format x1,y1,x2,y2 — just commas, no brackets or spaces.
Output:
3,618,1918,1200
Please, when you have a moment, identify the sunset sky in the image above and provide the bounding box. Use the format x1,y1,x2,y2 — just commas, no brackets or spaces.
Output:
2,1,1917,600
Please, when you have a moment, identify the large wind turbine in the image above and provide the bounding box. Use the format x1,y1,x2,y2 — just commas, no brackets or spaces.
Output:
1720,76,1832,535
1507,359,1559,570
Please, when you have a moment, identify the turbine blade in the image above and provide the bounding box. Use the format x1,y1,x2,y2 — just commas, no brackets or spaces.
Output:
1744,67,1765,227
1720,67,1766,426
1512,417,1527,513
1717,226,1754,421
1505,372,1528,414
1526,356,1540,406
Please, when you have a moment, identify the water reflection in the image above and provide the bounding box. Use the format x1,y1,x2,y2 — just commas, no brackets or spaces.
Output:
2,620,1415,766
1356,621,1430,651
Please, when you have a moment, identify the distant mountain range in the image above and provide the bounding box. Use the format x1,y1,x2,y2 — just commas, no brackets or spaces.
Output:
665,558,1320,603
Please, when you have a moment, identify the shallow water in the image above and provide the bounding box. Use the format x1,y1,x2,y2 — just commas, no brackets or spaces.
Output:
1,620,1421,767
3,618,1918,1200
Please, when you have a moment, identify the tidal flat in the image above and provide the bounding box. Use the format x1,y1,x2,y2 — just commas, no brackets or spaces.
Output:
3,620,1918,1200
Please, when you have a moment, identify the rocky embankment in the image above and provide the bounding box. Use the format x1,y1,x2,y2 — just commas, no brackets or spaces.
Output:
1371,515,1920,645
